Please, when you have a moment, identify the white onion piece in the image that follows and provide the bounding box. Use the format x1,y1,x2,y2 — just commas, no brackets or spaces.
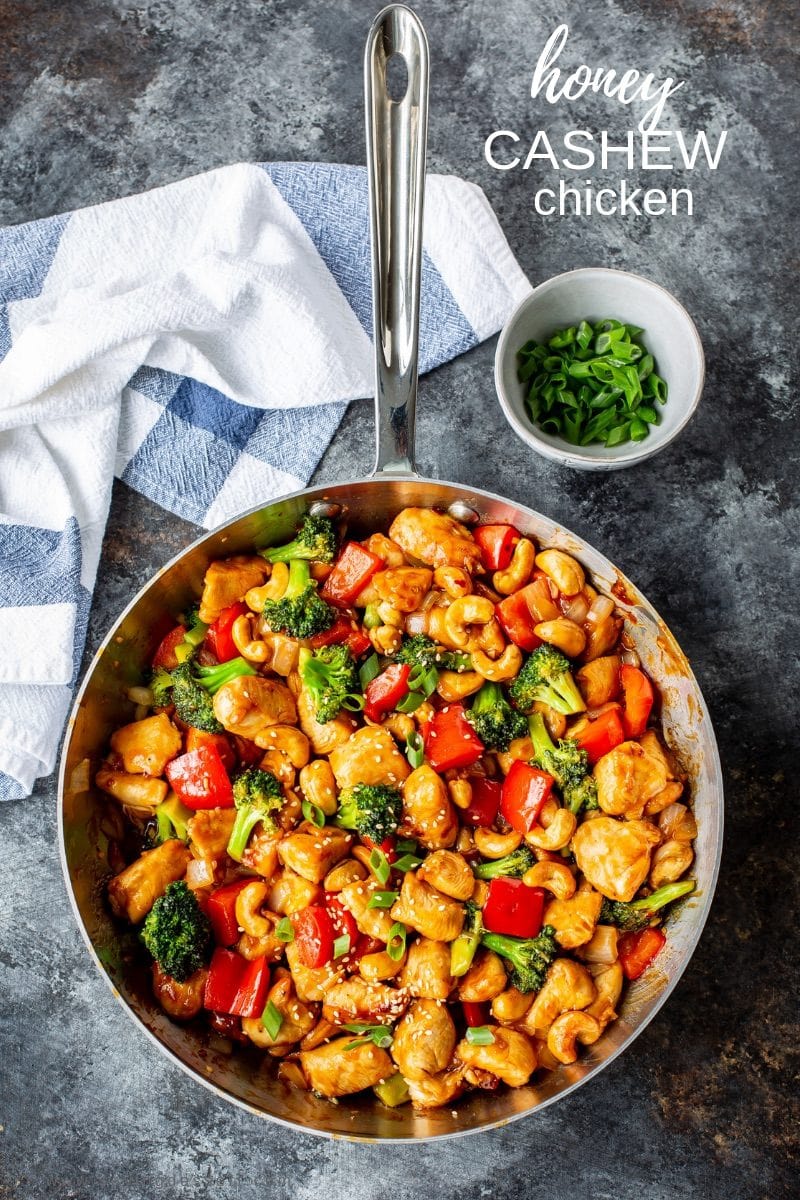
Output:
405,610,428,635
658,802,697,842
620,647,641,667
185,857,215,890
270,634,300,677
562,593,590,624
127,685,154,706
580,925,619,965
585,701,623,721
586,595,615,624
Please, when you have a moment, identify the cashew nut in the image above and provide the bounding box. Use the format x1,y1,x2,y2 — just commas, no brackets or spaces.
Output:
231,613,270,663
534,617,587,658
535,549,586,597
585,960,624,1028
455,826,475,855
470,616,505,658
254,724,310,765
299,759,338,816
471,644,523,682
448,778,472,810
527,958,596,1030
365,532,406,566
436,670,485,702
522,860,576,900
474,827,522,859
323,858,368,892
491,986,532,1023
649,839,694,888
259,747,296,788
246,562,289,611
443,595,495,649
524,806,577,852
377,601,404,628
370,625,403,655
433,566,471,598
546,1010,601,1064
235,880,271,938
493,538,535,595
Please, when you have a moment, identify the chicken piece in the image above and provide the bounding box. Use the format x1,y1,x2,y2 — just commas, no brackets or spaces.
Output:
296,685,357,756
391,999,457,1081
593,740,668,819
198,555,269,624
108,840,190,924
299,1037,393,1098
186,807,236,862
399,937,453,1000
575,656,621,708
389,508,482,574
286,939,345,1002
110,713,182,777
416,851,474,901
523,959,597,1033
241,828,281,879
572,816,662,902
638,728,679,779
338,879,396,941
544,889,603,950
151,963,208,1021
457,950,507,1002
212,675,296,741
407,1069,466,1110
372,567,433,613
322,976,409,1024
277,822,352,883
329,725,410,791
400,765,458,850
390,871,465,942
241,968,317,1052
456,1026,537,1088
365,532,407,567
267,867,321,915
96,769,167,811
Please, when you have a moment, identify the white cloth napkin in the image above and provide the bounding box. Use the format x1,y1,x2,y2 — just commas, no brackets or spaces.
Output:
0,161,531,800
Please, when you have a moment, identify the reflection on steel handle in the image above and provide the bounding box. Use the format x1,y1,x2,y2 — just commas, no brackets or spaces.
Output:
365,4,429,476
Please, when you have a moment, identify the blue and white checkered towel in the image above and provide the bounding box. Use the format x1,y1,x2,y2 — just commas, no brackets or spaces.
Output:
0,161,530,801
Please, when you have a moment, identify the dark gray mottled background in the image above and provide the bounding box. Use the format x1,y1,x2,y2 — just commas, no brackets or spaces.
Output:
1,1,797,1197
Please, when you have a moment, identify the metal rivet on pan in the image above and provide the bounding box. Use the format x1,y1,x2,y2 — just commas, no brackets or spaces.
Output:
447,501,480,525
309,500,344,519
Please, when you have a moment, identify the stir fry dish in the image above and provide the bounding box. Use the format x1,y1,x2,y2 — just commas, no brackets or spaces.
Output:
97,509,697,1110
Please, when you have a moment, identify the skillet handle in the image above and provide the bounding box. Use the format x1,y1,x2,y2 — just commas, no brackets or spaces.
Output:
365,4,429,476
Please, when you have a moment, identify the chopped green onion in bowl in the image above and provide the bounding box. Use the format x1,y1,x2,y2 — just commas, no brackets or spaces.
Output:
517,319,668,449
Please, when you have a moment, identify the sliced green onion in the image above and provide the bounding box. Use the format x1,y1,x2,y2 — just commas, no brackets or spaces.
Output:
275,916,294,943
260,1000,283,1040
396,691,425,713
301,799,325,827
342,1022,394,1050
369,847,391,885
366,889,399,909
341,693,365,711
359,653,381,689
333,933,351,958
465,1025,495,1046
393,852,422,872
405,731,425,769
386,922,408,961
395,837,418,853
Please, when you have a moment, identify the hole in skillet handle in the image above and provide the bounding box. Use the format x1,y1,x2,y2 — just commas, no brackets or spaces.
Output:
385,51,409,102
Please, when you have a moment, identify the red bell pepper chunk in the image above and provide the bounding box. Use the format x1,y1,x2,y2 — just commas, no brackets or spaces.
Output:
619,927,667,981
500,761,555,833
483,878,545,938
206,879,251,946
463,777,502,828
495,588,543,652
229,956,271,1018
362,834,398,864
205,601,248,664
424,705,485,772
204,948,247,1012
309,612,372,657
620,665,654,739
152,624,187,670
364,662,411,723
293,905,336,968
185,727,236,773
462,1001,490,1028
320,542,384,608
573,707,626,765
165,743,234,810
474,524,519,571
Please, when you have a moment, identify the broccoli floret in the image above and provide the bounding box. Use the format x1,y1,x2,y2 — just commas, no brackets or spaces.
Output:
226,768,284,862
181,605,209,649
528,711,597,814
140,880,212,981
600,880,696,932
262,559,335,639
480,925,559,993
473,844,535,880
450,899,483,977
394,634,472,674
509,645,586,717
261,515,337,564
194,658,257,696
335,783,402,843
466,681,528,751
298,644,359,724
153,794,193,844
149,667,174,708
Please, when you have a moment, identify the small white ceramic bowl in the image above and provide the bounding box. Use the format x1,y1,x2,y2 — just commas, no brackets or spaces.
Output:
494,267,705,470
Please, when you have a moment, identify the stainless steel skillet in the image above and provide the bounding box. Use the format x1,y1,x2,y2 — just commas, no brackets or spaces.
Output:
58,4,723,1142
